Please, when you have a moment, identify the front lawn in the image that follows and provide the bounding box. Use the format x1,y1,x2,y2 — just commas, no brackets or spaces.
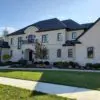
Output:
0,84,71,100
0,70,100,90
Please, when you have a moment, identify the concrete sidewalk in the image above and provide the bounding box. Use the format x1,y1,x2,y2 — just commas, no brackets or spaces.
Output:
0,77,100,100
1,67,100,73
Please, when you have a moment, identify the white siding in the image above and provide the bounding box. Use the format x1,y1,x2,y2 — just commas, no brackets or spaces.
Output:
76,20,100,65
67,30,84,40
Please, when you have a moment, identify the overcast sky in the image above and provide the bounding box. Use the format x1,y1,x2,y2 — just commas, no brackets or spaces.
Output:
0,0,100,34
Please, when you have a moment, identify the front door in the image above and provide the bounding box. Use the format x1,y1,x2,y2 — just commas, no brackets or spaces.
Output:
29,50,32,61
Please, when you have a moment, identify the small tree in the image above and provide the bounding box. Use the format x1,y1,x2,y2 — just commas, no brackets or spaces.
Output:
42,45,48,59
2,54,11,61
34,40,48,61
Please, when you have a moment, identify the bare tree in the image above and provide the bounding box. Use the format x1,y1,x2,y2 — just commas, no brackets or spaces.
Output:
34,40,48,61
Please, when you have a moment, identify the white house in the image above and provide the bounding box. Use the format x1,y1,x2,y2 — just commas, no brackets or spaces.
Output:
1,18,100,65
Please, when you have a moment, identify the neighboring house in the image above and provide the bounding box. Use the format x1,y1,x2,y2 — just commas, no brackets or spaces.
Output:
1,18,100,65
0,39,10,62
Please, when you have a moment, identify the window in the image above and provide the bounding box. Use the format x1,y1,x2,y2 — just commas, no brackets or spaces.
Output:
18,37,22,49
57,49,61,58
68,49,73,58
87,47,94,58
22,50,24,54
28,35,36,43
57,33,62,41
11,38,13,45
72,32,77,39
10,50,13,56
42,34,48,43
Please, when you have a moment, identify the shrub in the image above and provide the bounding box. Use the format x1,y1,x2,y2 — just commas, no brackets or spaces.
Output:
53,62,68,68
69,61,75,68
56,62,63,68
18,59,27,65
34,62,38,64
53,61,80,69
25,64,36,68
92,63,100,70
85,63,93,69
2,54,11,61
62,62,69,68
74,62,81,69
53,62,57,66
5,61,13,65
0,62,6,66
53,62,61,68
44,61,50,65
38,61,44,64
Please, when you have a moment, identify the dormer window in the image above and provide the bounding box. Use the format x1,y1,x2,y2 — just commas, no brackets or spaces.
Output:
72,32,77,39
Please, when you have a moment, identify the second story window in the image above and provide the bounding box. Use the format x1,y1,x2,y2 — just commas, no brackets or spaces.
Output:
42,34,48,43
18,37,22,49
72,32,77,39
28,35,36,43
11,38,13,45
57,33,62,41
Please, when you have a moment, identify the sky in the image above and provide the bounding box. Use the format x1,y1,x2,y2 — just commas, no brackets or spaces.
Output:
0,0,100,34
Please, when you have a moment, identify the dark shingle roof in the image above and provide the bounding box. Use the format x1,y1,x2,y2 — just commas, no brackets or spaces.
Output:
34,18,66,32
80,23,94,29
7,18,66,36
0,41,10,48
7,27,28,36
62,19,81,30
7,18,95,36
76,18,99,40
62,40,81,46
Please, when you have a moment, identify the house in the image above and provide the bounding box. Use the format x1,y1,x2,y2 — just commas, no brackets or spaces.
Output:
1,18,100,65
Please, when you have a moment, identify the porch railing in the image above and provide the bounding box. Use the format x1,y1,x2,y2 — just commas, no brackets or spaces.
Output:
21,40,35,44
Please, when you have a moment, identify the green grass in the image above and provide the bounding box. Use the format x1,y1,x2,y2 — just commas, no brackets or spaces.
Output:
0,70,100,90
0,84,72,100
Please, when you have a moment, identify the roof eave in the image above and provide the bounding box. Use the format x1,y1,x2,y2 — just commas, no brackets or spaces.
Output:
76,18,100,40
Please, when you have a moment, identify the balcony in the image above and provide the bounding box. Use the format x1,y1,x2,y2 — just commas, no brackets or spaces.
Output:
21,39,35,44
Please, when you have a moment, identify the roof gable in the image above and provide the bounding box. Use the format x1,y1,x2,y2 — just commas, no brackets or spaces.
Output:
76,18,99,40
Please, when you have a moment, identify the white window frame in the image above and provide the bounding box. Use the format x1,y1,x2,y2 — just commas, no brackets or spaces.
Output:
72,32,77,39
57,33,62,41
10,50,13,57
87,47,94,58
11,38,13,45
42,34,48,43
68,49,73,58
57,49,61,58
